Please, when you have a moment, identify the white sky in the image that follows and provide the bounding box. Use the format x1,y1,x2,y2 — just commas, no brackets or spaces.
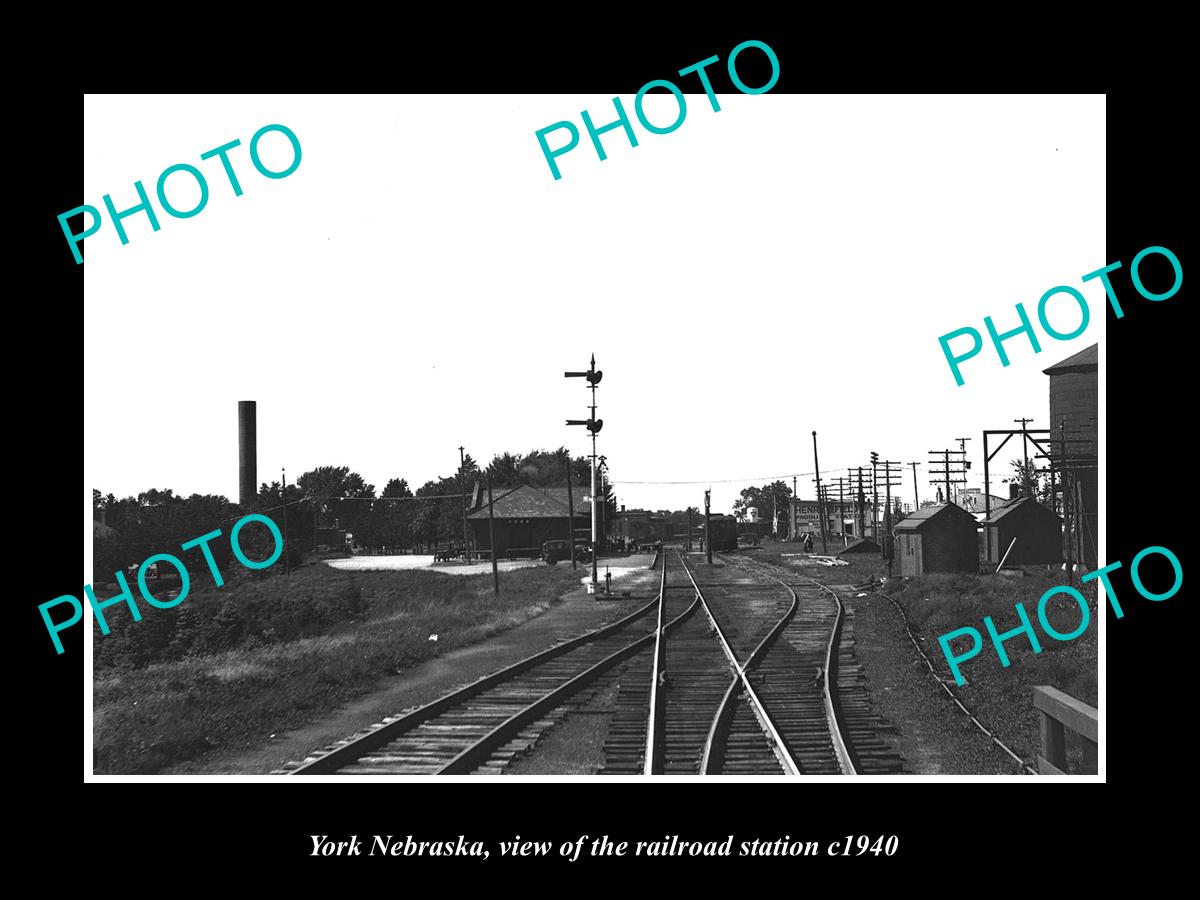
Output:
83,94,1104,516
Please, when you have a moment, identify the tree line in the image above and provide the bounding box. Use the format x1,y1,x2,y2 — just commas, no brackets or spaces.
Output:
93,448,616,580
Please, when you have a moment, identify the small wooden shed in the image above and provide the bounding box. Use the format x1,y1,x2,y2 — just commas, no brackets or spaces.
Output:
894,503,978,576
982,497,1063,566
837,537,880,556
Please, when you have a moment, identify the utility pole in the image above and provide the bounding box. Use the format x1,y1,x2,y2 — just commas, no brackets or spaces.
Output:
928,448,968,505
687,507,693,552
281,467,291,575
566,354,603,593
856,467,866,539
565,456,577,571
458,446,471,562
837,476,847,546
792,474,798,541
1059,419,1074,577
1015,418,1035,497
597,456,608,554
820,484,835,547
704,488,712,565
908,461,921,510
812,431,828,553
954,437,973,506
869,451,880,539
486,476,499,596
878,461,902,566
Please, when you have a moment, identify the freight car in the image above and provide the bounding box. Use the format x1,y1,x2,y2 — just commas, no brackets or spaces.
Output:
707,514,739,552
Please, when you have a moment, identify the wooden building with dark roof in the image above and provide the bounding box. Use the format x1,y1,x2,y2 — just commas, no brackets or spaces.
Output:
893,503,979,576
468,484,591,559
982,497,1063,567
1044,343,1098,568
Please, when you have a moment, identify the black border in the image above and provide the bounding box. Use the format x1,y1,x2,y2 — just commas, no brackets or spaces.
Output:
31,28,1189,876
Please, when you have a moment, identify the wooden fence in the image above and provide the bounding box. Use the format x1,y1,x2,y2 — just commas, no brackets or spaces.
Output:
1032,685,1097,775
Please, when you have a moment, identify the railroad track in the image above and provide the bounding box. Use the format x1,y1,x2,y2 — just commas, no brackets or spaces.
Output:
281,565,674,775
602,551,829,775
281,549,899,776
727,556,904,775
604,550,902,776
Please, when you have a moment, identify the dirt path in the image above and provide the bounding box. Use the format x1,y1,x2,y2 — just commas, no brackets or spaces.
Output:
166,562,661,775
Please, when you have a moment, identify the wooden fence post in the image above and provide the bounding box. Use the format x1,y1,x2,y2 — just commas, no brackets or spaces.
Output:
1032,685,1098,775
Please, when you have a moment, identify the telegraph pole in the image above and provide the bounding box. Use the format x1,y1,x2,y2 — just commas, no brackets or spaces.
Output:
869,452,880,539
812,431,828,553
704,489,712,565
928,448,968,504
565,456,577,571
954,437,973,505
281,467,290,575
486,476,499,596
1058,418,1074,575
598,456,608,554
458,446,471,562
792,475,798,541
687,507,693,551
1015,417,1035,496
878,461,902,565
856,467,866,538
837,476,847,546
909,461,921,510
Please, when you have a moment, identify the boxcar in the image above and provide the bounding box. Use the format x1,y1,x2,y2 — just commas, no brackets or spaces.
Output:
708,515,739,552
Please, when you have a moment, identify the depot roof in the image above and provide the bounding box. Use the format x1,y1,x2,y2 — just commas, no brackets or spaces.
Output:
468,484,591,519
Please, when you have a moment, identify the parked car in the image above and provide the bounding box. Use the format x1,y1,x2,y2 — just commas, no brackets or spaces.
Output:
541,540,594,564
541,540,572,564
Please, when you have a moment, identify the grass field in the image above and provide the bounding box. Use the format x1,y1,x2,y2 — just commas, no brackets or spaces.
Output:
888,570,1098,701
93,564,582,774
741,539,1097,770
880,570,1098,769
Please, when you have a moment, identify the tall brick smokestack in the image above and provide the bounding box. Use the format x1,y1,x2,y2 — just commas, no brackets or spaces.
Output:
238,401,257,507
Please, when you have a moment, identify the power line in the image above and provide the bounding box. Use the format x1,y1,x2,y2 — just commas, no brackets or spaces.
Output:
612,466,862,486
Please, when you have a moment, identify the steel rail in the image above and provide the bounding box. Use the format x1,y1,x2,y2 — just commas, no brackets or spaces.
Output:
676,552,802,776
700,673,759,774
700,564,799,774
290,585,665,775
797,570,859,776
440,565,697,775
728,556,858,776
701,554,859,776
642,553,670,775
877,588,1035,775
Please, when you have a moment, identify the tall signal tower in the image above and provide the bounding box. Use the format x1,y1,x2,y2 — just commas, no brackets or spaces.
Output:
566,355,604,593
